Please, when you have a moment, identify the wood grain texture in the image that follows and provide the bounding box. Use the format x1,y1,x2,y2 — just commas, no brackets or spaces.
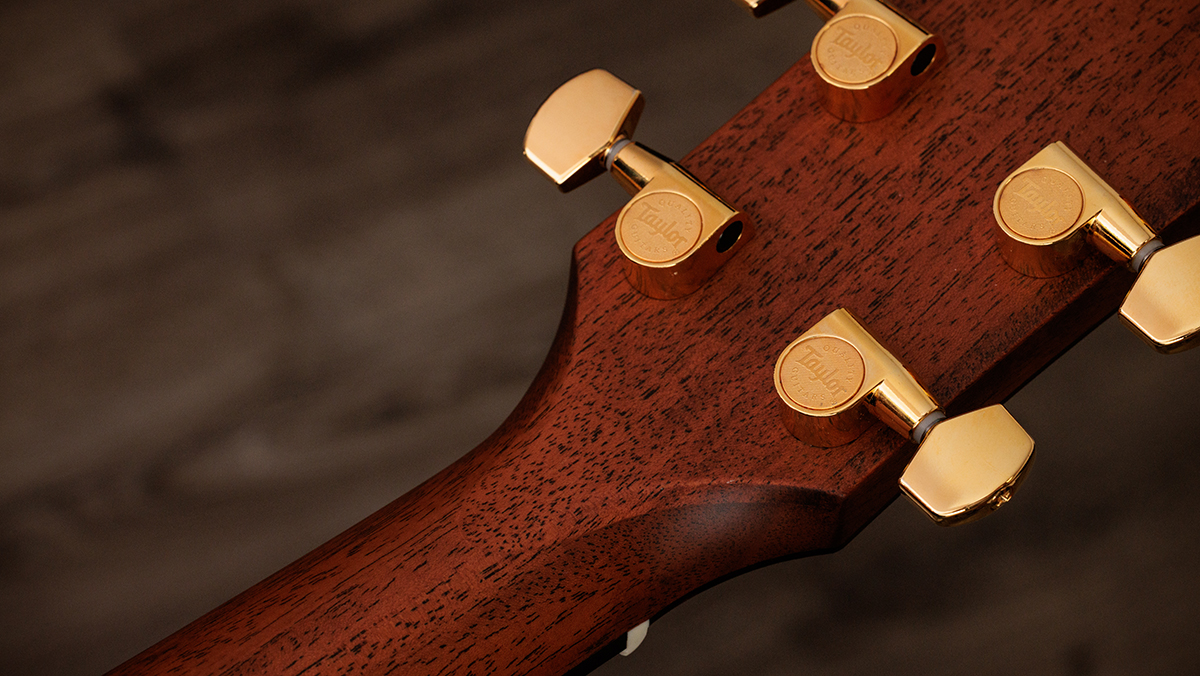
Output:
96,0,1200,673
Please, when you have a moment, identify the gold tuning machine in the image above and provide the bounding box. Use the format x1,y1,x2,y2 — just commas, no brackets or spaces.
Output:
524,69,753,300
773,308,1035,526
994,141,1200,354
737,0,945,122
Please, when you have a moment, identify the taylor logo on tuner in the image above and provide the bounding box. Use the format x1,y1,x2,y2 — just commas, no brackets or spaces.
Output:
618,191,703,263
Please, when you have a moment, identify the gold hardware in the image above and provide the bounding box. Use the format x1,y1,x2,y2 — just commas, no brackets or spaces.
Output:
737,0,945,122
524,70,754,299
994,141,1200,353
898,406,1033,526
773,308,1035,525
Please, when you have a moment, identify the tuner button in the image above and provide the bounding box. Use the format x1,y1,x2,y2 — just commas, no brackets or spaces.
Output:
524,70,754,300
900,406,1035,526
739,0,945,122
774,308,1035,526
523,69,643,193
994,141,1200,354
1120,235,1200,354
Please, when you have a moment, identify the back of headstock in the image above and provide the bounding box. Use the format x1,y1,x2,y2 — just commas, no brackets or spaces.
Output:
548,0,1200,549
519,0,1200,668
589,0,1200,669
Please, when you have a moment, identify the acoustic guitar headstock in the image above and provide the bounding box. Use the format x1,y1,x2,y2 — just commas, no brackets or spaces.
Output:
514,0,1200,551
514,0,1200,666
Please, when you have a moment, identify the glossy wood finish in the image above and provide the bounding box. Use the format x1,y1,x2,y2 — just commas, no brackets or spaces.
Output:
96,0,1200,673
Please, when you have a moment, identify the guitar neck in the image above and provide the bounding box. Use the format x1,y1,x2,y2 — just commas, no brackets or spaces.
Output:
106,266,866,675
107,0,1200,674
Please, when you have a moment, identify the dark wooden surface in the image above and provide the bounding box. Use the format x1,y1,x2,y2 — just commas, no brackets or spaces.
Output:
3,0,1200,674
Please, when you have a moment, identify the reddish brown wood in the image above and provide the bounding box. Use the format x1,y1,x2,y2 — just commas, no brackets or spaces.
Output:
107,0,1200,674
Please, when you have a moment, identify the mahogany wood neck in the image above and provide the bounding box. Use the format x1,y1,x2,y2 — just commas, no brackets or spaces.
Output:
107,0,1200,673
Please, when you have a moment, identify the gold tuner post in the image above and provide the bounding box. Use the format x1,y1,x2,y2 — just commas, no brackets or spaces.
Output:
994,141,1200,354
523,69,754,300
737,0,945,122
773,308,1035,525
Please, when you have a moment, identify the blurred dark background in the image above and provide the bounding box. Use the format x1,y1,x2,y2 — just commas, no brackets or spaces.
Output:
2,1,1198,674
